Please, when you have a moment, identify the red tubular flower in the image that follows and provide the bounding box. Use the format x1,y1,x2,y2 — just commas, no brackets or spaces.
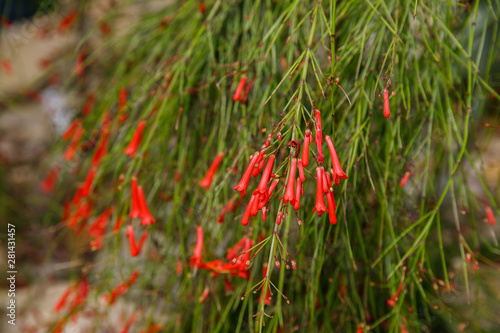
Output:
127,226,148,257
129,177,141,219
234,152,261,196
313,167,328,216
64,126,84,161
199,152,224,190
325,136,348,183
58,10,78,33
266,178,279,200
262,207,267,221
41,166,60,193
326,190,337,225
486,206,496,226
400,171,411,187
62,120,81,140
255,155,275,195
321,168,330,193
124,120,146,158
233,76,247,102
283,158,297,204
302,129,312,167
80,167,97,198
298,159,306,182
190,226,204,268
293,178,302,210
241,194,257,226
82,93,95,116
314,109,322,133
239,77,255,104
54,286,73,312
137,186,156,225
383,89,390,118
315,130,325,162
250,193,261,216
1,59,13,75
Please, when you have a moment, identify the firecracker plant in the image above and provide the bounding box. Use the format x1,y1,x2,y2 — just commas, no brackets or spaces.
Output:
23,0,500,332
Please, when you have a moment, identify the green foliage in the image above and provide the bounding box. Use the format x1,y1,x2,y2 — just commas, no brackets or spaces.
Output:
50,0,500,332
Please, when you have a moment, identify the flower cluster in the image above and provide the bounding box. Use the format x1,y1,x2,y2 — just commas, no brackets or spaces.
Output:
233,107,348,228
190,226,254,280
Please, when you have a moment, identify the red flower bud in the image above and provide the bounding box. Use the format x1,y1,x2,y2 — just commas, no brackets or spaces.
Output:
255,155,275,195
486,206,496,226
383,89,390,118
325,136,348,183
234,152,260,196
302,129,312,167
233,76,247,101
400,171,410,187
298,159,306,182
